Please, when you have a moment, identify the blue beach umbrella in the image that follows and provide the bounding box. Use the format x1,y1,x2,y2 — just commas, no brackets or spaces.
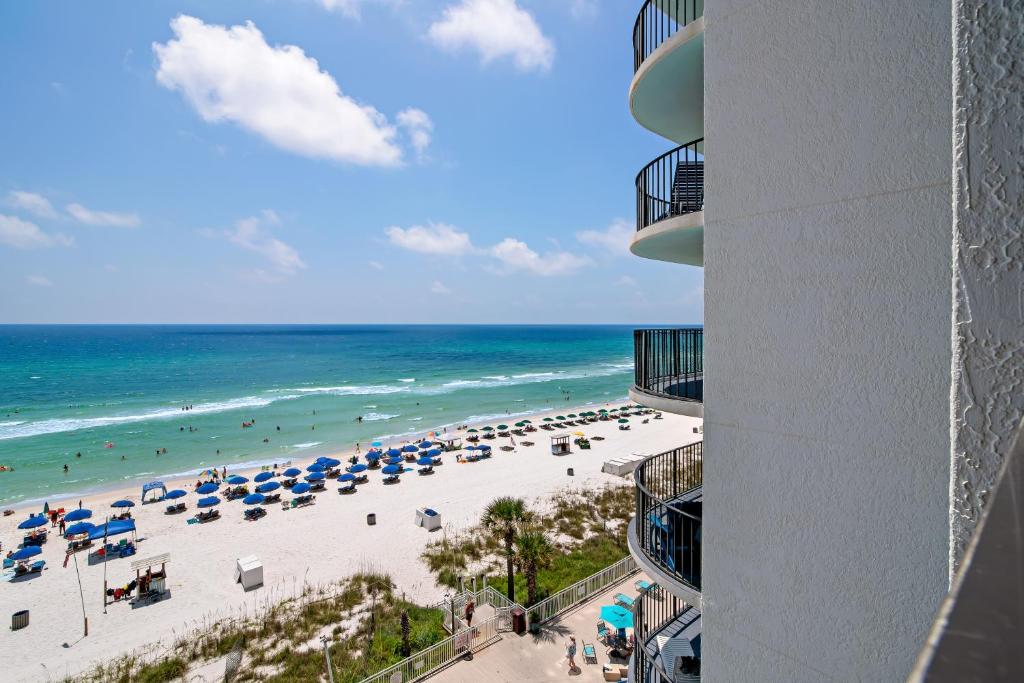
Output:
465,445,478,451
256,481,281,493
305,472,326,482
402,444,418,453
196,482,219,494
291,482,312,495
65,521,95,537
63,508,92,522
10,546,42,561
417,441,432,449
478,444,492,451
427,449,442,457
165,489,187,499
417,456,434,466
386,456,402,465
306,463,326,473
18,516,47,530
197,496,221,508
243,493,265,506
318,457,341,468
111,499,135,508
338,473,356,482
348,463,367,473
382,464,402,475
386,448,402,457
600,605,633,630
282,467,302,478
225,475,248,485
253,471,274,483
371,441,382,448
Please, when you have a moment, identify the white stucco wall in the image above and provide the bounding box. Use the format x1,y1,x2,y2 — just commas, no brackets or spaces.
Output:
949,0,1024,576
701,3,952,680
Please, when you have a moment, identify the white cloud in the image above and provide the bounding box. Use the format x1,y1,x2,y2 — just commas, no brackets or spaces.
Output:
428,0,555,72
396,108,433,157
576,218,632,256
7,191,58,219
385,222,474,255
430,280,452,294
568,0,597,20
67,202,140,228
368,260,384,270
616,275,637,287
317,0,400,18
0,214,73,249
26,274,52,287
153,15,420,166
490,237,591,276
225,211,306,278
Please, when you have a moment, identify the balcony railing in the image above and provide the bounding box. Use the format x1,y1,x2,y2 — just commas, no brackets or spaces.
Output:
634,443,702,591
634,584,701,682
633,0,705,72
634,328,703,404
636,139,704,233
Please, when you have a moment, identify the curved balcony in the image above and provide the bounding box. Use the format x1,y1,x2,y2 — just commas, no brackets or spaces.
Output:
634,584,702,683
628,443,702,605
632,328,703,418
631,0,704,144
632,140,704,267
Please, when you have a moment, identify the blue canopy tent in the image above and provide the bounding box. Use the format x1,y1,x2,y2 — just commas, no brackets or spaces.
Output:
256,481,281,493
18,515,47,530
10,546,42,561
165,489,187,499
141,481,167,503
305,472,326,482
111,499,135,509
87,518,136,541
64,508,92,522
291,482,312,495
196,482,220,495
197,496,221,508
225,475,248,485
243,493,265,506
64,521,95,537
253,471,274,483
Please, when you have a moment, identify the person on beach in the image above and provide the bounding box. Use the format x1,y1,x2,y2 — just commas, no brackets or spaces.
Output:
566,636,578,673
465,598,475,626
355,442,360,453
59,518,65,535
63,464,68,473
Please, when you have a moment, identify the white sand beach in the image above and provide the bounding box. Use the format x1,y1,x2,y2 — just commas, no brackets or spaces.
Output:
0,404,701,682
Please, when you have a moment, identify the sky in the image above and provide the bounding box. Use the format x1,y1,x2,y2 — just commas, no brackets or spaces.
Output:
0,0,703,324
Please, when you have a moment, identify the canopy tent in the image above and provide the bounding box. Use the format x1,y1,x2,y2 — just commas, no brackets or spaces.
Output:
141,481,167,502
87,518,137,541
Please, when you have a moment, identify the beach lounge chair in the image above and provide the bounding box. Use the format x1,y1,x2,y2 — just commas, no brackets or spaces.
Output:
264,493,281,504
383,474,400,484
417,466,434,475
582,641,598,664
597,621,610,643
634,579,653,592
354,473,368,484
309,481,326,492
338,482,356,494
614,593,635,608
618,424,630,431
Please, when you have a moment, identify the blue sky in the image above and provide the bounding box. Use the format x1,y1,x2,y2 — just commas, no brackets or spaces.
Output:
0,0,703,324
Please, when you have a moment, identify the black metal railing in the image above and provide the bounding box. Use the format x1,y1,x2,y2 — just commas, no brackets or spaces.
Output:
636,139,704,233
634,443,702,591
634,585,701,682
633,0,704,72
634,328,703,403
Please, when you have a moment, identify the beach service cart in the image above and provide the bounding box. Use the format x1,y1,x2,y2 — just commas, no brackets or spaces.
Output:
551,433,572,456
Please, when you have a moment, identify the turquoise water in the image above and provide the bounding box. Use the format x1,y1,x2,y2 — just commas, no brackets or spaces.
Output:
0,325,650,505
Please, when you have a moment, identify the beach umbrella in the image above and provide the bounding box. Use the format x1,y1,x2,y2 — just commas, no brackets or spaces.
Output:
598,409,608,413
387,448,403,457
618,418,630,424
256,481,281,493
348,463,367,473
306,463,326,473
467,428,478,433
465,445,478,451
305,472,326,482
417,456,434,466
111,499,135,508
497,425,508,430
63,508,92,522
197,496,221,508
242,493,265,506
543,417,553,422
426,448,442,457
319,457,341,468
225,475,248,485
291,482,311,495
65,521,95,537
338,473,356,482
522,419,532,423
556,416,566,421
197,482,220,494
166,489,187,499
386,456,402,465
401,444,418,453
18,516,47,530
254,472,274,483
600,605,633,630
282,467,302,478
574,431,585,436
514,422,526,427
9,546,42,561
371,441,382,448
382,464,402,475
417,441,432,449
478,444,492,451
481,426,494,432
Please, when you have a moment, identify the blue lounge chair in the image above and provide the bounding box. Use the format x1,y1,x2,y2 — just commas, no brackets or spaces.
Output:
614,593,634,608
597,621,610,642
582,641,597,664
634,579,653,592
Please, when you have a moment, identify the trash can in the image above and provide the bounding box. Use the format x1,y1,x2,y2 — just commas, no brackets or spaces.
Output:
367,513,376,526
11,610,29,631
511,607,526,635
567,467,574,476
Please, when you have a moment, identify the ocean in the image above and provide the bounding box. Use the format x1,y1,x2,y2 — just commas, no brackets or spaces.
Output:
0,325,660,505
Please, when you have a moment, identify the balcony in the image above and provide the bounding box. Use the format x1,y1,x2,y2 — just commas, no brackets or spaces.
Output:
632,140,704,266
631,0,704,144
634,584,702,683
632,328,703,417
628,442,702,605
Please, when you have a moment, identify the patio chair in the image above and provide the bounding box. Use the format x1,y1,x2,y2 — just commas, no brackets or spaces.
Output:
635,579,653,592
582,641,598,664
597,621,610,643
614,593,634,608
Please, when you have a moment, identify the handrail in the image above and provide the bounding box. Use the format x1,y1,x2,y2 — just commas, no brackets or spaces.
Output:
525,555,638,626
633,0,704,72
636,139,704,233
634,584,701,681
634,328,703,403
634,443,703,590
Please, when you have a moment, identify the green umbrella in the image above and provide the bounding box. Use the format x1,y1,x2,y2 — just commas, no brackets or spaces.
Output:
482,426,494,432
598,409,608,413
618,418,629,423
467,428,478,433
543,417,553,422
514,422,526,427
522,419,532,423
497,424,508,430
568,413,577,418
556,416,566,420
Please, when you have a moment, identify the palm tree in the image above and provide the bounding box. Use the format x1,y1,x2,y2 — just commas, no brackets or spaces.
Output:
482,496,529,603
516,530,555,606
